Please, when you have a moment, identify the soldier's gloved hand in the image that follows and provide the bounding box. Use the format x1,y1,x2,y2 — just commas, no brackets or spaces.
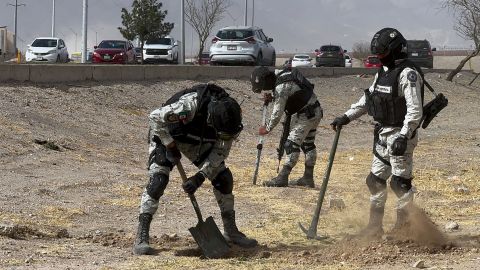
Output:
166,143,181,165
182,172,206,194
391,135,407,156
330,114,350,131
263,93,273,105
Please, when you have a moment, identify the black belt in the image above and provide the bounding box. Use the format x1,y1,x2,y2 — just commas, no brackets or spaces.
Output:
297,100,320,115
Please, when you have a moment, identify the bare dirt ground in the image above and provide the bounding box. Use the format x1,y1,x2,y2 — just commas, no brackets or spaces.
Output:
1,71,479,270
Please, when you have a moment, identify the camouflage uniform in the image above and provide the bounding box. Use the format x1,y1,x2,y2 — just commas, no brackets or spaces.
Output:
264,69,323,187
133,87,257,255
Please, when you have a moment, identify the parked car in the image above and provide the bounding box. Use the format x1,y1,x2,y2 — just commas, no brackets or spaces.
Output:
143,36,179,64
407,39,435,69
209,26,276,66
364,55,382,68
92,40,136,64
315,45,346,67
25,37,69,63
291,54,313,67
134,47,142,63
344,54,352,68
195,52,211,65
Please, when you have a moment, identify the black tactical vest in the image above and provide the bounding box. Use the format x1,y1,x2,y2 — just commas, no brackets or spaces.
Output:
275,68,314,115
163,84,227,144
365,60,424,127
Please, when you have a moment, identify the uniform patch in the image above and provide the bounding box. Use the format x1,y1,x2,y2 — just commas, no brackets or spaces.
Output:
407,71,417,82
166,112,178,123
375,85,392,94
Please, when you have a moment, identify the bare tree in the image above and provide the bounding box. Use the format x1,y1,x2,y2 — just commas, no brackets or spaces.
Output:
185,0,231,61
442,0,480,81
351,41,371,61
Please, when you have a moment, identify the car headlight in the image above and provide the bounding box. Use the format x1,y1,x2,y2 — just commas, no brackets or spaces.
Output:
47,50,57,54
119,52,125,56
168,50,172,54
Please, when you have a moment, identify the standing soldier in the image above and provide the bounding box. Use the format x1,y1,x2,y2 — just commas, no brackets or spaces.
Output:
331,28,424,237
250,66,323,188
133,83,258,255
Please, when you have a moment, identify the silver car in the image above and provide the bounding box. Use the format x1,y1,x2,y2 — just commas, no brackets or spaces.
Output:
209,26,276,66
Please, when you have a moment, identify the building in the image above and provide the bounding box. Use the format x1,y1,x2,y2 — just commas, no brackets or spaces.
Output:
0,26,16,61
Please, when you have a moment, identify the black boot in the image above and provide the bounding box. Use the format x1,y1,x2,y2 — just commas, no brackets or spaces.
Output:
263,165,291,187
133,213,155,255
358,205,384,238
221,210,258,248
289,165,315,188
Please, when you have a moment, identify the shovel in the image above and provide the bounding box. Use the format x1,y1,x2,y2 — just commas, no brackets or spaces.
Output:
176,162,230,258
298,126,342,240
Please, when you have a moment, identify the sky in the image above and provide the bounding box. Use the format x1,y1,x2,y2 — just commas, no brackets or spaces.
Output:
0,0,474,55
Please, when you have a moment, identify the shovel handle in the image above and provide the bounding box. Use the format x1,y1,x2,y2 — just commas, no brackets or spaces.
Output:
177,162,204,222
252,104,268,185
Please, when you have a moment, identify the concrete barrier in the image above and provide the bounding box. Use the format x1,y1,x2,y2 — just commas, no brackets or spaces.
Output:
30,64,92,82
0,64,29,81
0,63,460,83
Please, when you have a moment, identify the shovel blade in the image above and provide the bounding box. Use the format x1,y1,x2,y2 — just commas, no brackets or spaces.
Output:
188,216,230,259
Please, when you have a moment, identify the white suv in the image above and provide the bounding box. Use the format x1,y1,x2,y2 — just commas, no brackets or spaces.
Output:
209,26,276,66
143,36,178,64
26,37,69,63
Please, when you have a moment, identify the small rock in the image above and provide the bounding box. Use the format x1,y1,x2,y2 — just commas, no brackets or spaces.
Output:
259,251,271,258
329,197,346,209
95,230,101,235
168,233,178,239
454,186,469,194
445,221,459,231
413,260,426,268
301,251,310,256
25,256,34,264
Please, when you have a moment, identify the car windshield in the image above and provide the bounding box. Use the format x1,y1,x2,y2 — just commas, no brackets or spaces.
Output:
216,29,253,40
408,41,430,50
146,38,172,45
320,45,340,52
368,57,380,63
345,55,350,59
98,41,126,49
295,55,310,59
31,39,57,47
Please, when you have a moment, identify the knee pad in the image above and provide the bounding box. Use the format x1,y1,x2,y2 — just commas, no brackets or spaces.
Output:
148,143,173,169
390,175,412,198
366,172,387,195
211,168,233,194
301,142,316,153
284,140,300,155
146,173,169,200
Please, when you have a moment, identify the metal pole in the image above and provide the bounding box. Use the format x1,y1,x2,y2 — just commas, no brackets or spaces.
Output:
81,0,88,63
244,0,248,26
14,0,18,54
251,0,254,26
51,0,55,36
180,0,185,64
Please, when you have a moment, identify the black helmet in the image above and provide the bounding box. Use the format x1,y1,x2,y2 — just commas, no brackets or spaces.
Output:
250,66,276,93
370,27,407,56
207,96,243,140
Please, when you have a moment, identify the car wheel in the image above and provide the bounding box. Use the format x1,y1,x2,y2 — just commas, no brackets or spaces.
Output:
255,52,263,66
270,52,276,67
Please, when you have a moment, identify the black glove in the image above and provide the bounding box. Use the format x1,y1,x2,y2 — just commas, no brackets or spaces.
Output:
166,145,181,165
330,114,350,131
391,135,407,156
182,172,206,194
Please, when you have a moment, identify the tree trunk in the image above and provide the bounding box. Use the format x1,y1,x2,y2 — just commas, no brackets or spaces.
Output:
140,41,144,65
446,48,480,81
198,41,205,65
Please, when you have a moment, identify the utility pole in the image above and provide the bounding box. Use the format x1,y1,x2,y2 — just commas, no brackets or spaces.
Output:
244,0,248,26
251,0,255,26
51,0,56,36
180,0,185,64
7,0,26,55
81,0,88,63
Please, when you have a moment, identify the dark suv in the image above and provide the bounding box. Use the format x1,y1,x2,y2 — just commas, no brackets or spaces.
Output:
407,40,436,69
315,45,346,67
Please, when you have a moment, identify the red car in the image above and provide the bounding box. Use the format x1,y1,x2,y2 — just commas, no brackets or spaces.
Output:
92,40,136,64
363,55,382,68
